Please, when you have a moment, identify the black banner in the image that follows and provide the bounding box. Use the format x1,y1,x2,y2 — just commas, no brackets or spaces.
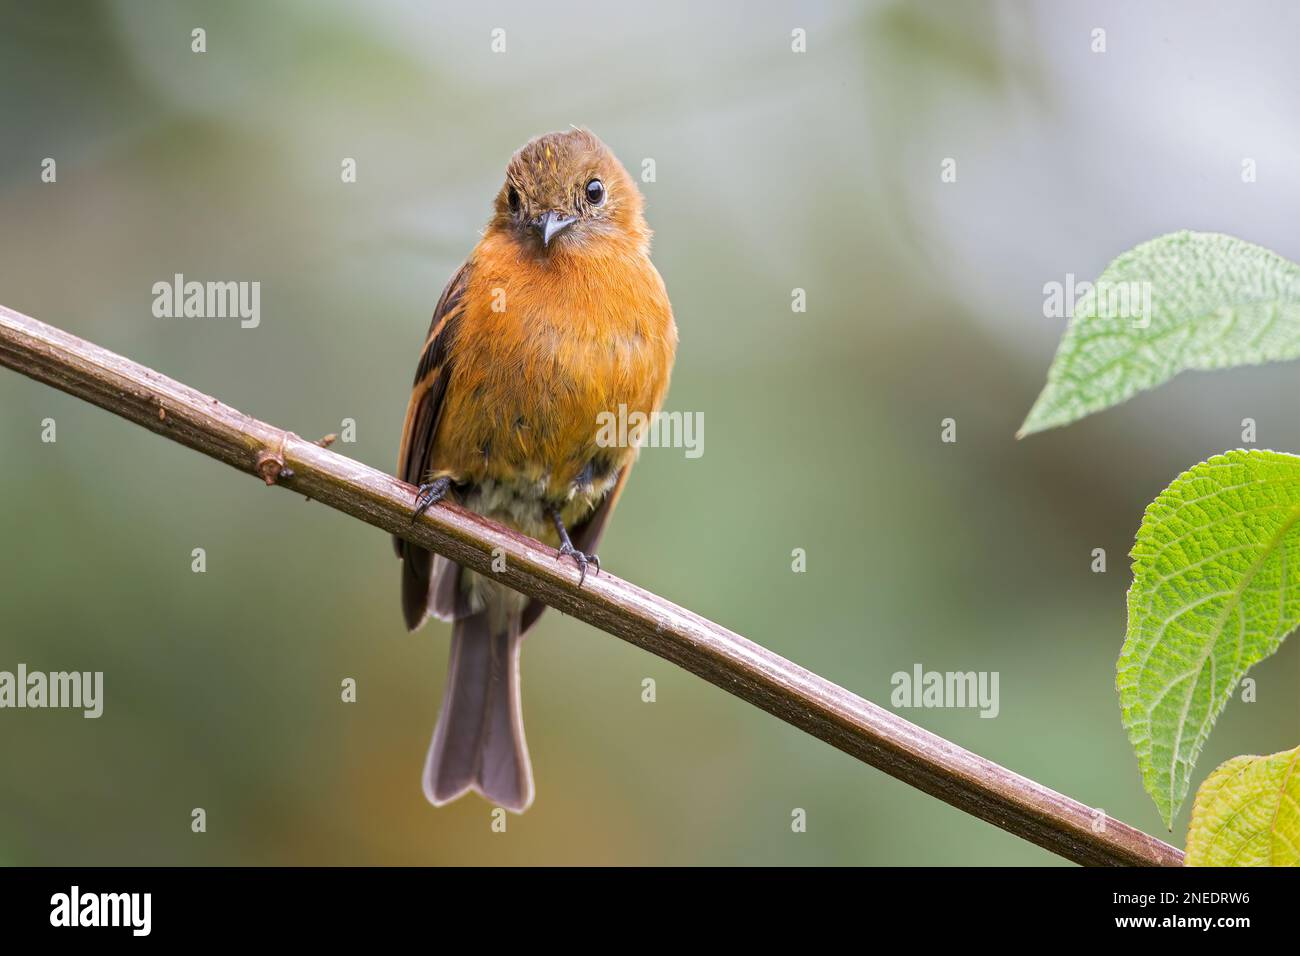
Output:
0,865,1286,941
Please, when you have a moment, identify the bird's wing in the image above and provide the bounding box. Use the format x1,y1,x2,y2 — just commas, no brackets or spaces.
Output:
395,262,470,630
396,261,470,489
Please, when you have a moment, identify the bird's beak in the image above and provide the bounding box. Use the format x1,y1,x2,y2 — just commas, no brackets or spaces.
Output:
532,210,577,248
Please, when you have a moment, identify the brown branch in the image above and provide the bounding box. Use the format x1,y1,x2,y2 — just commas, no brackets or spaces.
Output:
0,303,1184,867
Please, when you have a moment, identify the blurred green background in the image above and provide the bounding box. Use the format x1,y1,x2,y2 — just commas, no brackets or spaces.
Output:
1,0,1297,866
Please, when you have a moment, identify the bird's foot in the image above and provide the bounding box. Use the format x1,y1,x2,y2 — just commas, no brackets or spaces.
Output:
548,505,599,587
412,476,451,522
556,541,600,587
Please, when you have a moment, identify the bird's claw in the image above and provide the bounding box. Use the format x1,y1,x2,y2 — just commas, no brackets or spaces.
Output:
557,542,599,587
412,477,451,522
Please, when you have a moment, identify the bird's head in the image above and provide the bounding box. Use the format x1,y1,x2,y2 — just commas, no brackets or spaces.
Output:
490,129,648,256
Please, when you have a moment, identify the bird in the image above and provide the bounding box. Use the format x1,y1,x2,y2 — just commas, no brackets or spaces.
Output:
394,129,677,812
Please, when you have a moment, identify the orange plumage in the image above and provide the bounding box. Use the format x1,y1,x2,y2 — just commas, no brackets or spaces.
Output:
394,129,676,811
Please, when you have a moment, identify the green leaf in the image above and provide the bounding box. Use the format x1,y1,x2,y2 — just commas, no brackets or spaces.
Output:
1185,746,1300,866
1020,231,1300,437
1119,449,1300,827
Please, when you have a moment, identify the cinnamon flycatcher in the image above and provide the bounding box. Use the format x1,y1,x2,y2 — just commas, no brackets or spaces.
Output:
395,129,677,812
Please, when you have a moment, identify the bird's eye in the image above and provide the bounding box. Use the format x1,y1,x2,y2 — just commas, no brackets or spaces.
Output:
585,179,605,206
507,186,521,213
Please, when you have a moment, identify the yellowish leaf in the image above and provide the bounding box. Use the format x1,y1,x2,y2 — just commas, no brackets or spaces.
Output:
1185,746,1300,866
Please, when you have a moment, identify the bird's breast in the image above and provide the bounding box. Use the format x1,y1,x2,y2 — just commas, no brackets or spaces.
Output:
430,236,676,509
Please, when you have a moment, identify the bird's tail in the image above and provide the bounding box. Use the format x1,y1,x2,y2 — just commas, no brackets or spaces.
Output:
423,608,534,812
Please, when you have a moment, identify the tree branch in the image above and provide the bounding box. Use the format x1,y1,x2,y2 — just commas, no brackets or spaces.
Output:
0,303,1183,867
